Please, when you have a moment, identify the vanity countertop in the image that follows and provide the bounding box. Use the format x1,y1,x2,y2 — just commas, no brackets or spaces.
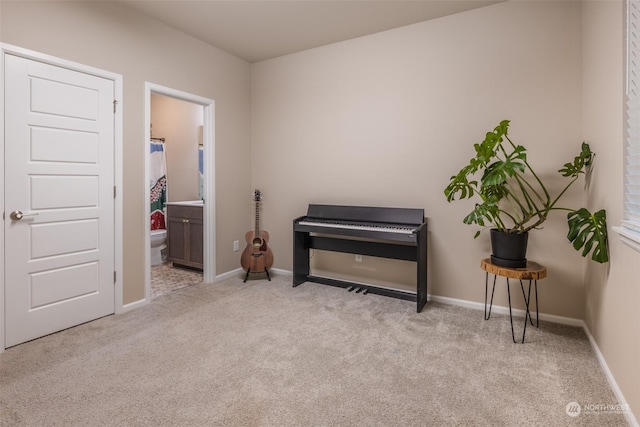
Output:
166,200,203,207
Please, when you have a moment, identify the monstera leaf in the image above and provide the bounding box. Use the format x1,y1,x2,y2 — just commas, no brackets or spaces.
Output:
481,146,527,187
463,202,503,238
444,171,477,201
567,208,609,263
559,142,594,178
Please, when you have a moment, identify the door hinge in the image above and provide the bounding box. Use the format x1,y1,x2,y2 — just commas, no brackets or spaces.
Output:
113,100,118,114
114,271,117,283
114,186,116,199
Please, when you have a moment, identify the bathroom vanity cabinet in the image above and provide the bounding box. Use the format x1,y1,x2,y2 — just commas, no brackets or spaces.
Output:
166,204,203,270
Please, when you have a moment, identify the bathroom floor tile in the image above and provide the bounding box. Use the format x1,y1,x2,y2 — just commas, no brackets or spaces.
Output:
150,262,203,299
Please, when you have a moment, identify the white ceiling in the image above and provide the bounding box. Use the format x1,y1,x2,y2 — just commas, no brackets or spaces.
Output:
119,1,503,63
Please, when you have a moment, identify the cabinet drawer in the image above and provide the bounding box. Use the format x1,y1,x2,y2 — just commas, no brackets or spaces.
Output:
167,205,203,220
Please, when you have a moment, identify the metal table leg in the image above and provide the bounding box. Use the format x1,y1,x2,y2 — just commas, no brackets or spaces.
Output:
506,278,516,343
519,279,539,343
484,272,497,321
480,258,546,344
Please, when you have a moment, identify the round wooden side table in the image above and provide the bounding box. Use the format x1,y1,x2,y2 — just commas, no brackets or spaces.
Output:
480,258,547,343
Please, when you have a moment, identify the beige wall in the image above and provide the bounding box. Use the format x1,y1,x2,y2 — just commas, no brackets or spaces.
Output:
0,1,252,303
150,94,203,203
252,0,587,318
582,0,640,418
2,0,638,419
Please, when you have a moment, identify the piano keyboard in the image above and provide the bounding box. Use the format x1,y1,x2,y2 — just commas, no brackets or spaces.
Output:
297,220,416,235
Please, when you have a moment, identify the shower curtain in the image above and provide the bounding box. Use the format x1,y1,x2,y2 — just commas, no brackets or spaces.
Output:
150,141,167,230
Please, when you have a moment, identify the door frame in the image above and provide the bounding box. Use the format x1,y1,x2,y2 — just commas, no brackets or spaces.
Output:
144,83,216,300
0,43,124,351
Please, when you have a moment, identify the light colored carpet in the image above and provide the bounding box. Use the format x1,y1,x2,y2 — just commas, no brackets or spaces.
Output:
0,273,629,426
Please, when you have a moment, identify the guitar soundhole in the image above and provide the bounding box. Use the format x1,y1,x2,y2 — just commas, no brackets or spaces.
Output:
252,237,263,248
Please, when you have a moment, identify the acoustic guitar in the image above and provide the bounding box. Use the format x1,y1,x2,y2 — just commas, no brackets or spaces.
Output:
240,189,274,281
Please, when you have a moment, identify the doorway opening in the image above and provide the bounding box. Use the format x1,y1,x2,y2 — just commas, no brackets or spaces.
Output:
144,83,215,302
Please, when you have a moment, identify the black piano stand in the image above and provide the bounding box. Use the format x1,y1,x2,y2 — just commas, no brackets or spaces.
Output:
243,268,271,283
293,221,427,312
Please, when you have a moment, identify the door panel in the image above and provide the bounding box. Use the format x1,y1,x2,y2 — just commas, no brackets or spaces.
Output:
30,220,98,259
29,74,100,120
30,127,99,163
31,262,99,308
4,54,115,347
30,175,99,209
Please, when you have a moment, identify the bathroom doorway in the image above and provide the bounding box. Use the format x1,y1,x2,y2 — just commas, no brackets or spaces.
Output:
144,83,215,301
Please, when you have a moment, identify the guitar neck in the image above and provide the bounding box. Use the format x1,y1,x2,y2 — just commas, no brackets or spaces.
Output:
254,200,261,235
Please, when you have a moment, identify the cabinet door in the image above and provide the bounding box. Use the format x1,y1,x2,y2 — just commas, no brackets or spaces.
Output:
167,217,187,264
166,205,203,270
188,219,203,267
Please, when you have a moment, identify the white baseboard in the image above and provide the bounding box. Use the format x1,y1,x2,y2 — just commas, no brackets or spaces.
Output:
428,294,584,327
215,267,244,282
582,324,638,427
269,267,292,276
121,297,148,313
215,267,292,282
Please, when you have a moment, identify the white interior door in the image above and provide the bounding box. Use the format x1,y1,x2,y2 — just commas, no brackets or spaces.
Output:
4,54,115,347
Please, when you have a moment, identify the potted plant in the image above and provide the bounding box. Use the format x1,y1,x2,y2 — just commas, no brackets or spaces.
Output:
444,120,609,267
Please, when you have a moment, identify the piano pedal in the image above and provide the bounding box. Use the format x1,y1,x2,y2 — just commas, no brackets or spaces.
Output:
347,286,354,292
362,289,369,295
355,287,362,293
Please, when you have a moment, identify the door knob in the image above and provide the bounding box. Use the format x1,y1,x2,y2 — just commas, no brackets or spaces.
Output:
9,210,38,221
